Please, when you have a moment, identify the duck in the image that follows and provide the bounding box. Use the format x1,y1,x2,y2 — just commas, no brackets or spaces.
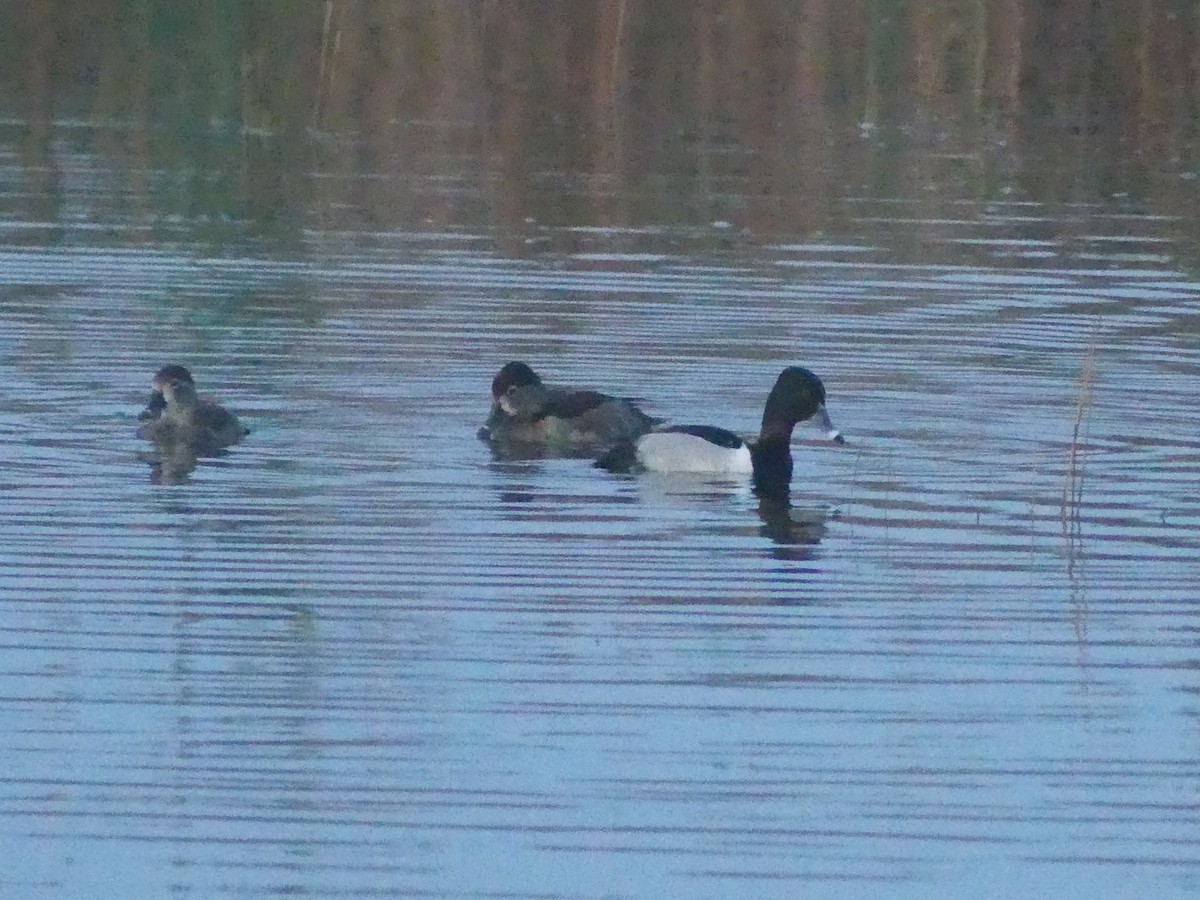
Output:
135,365,248,452
594,366,845,496
481,361,659,453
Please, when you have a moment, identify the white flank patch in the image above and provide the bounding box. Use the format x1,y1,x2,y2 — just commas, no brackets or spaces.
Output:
636,432,753,474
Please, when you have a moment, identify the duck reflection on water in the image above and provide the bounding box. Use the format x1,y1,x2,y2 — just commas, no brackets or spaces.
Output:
756,491,833,559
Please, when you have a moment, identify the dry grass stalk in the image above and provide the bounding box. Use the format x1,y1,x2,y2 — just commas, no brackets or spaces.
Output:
1061,333,1098,562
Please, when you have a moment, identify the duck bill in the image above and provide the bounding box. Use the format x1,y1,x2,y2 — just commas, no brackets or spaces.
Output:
814,403,845,445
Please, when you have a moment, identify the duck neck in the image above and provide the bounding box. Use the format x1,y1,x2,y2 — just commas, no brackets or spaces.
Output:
758,399,800,443
750,435,792,497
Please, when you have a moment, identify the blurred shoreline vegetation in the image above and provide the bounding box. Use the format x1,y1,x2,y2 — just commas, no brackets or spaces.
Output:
1,1,1198,237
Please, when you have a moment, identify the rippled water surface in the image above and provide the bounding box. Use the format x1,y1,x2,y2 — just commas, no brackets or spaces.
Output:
2,136,1200,900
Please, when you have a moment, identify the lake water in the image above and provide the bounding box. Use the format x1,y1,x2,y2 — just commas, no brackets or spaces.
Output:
2,118,1200,899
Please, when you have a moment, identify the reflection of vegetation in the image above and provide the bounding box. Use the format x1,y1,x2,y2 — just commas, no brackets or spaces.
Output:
5,2,1195,135
1,2,1197,235
1061,330,1097,577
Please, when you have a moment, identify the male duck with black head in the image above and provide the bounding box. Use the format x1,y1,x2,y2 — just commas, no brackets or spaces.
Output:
481,361,659,456
136,364,249,454
596,366,845,496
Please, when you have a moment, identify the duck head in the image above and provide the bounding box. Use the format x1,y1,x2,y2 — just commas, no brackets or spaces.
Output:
140,364,195,420
491,361,547,418
158,368,199,416
760,366,845,445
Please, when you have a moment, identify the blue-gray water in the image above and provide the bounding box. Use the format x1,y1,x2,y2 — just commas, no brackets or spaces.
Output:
2,132,1200,899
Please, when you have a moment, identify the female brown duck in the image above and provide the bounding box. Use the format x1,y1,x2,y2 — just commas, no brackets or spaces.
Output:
137,365,248,453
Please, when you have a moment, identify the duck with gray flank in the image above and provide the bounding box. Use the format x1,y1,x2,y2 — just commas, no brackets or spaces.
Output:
595,366,844,496
481,361,659,454
136,365,248,453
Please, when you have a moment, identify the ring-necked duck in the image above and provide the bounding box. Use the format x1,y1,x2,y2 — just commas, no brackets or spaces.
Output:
136,365,248,452
595,366,844,495
481,361,659,452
